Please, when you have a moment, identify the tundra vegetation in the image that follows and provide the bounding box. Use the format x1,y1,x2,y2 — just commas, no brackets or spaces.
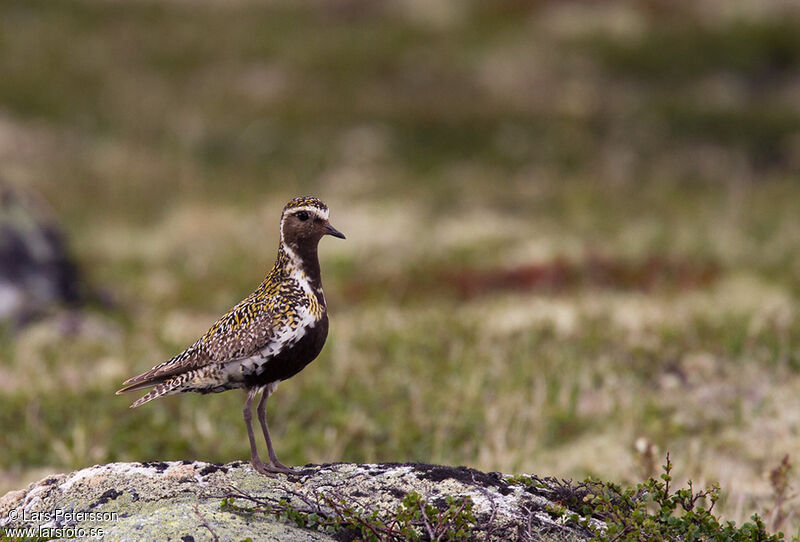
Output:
0,0,799,538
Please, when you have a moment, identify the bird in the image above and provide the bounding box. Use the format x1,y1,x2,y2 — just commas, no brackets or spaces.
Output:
116,196,345,475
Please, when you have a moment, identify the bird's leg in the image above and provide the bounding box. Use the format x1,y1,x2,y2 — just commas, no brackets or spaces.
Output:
257,387,293,474
243,388,273,476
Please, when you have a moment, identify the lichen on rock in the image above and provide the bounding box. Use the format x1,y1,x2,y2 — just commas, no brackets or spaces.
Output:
0,461,598,541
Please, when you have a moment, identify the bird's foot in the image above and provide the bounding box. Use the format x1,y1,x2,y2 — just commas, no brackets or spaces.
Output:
265,460,294,475
250,458,279,477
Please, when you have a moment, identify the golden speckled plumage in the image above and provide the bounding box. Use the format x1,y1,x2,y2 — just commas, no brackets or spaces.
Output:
117,196,345,475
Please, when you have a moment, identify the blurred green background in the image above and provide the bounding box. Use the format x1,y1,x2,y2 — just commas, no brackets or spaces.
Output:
1,0,800,529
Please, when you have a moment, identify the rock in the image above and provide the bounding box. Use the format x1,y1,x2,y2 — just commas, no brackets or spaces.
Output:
0,181,83,327
0,461,599,541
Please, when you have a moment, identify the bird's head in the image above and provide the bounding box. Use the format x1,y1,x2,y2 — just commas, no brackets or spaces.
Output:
280,196,345,250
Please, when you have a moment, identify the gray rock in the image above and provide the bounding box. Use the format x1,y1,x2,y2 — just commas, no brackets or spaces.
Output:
0,181,83,326
0,461,599,541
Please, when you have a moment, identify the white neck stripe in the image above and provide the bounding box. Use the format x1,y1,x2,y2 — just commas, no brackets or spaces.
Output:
282,243,303,268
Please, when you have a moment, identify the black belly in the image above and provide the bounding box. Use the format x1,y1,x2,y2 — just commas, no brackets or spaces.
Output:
244,314,329,388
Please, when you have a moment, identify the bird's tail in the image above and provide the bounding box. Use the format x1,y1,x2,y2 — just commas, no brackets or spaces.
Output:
128,380,181,408
119,372,194,408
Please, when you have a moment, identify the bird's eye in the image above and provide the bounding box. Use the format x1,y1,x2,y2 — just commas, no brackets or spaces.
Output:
295,211,310,221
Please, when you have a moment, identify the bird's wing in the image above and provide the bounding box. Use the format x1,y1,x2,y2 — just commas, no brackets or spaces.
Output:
116,299,276,394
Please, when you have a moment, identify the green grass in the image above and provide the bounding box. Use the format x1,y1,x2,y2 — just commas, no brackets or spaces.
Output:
581,19,800,83
1,0,800,534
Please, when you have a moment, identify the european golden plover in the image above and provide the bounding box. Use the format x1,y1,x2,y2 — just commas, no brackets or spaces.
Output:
117,196,345,475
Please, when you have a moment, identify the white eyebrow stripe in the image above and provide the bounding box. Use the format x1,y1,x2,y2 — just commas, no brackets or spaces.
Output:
285,206,329,220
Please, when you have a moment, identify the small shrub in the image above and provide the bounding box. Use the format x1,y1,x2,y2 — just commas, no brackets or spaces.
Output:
564,454,785,541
